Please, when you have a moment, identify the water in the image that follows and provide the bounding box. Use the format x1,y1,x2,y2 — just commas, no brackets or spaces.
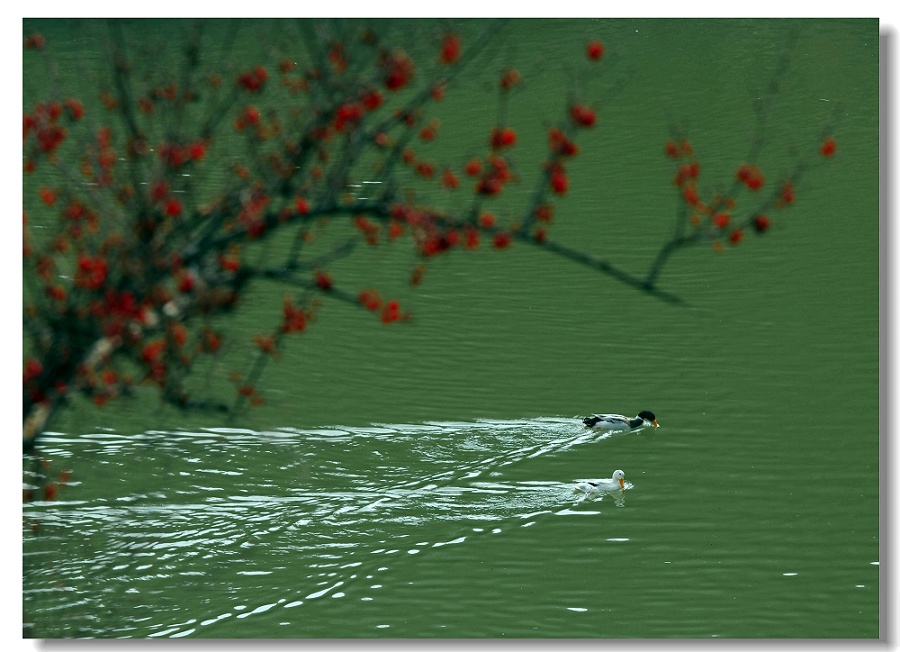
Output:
24,417,878,638
22,18,879,638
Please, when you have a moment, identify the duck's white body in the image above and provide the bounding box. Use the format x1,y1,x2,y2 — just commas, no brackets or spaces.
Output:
583,411,658,431
574,469,628,494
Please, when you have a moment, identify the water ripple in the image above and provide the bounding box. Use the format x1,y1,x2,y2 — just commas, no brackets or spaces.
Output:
25,416,637,637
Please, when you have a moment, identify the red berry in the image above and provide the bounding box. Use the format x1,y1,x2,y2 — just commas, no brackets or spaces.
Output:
315,271,333,291
586,41,604,60
187,141,207,160
570,104,596,128
664,140,680,159
141,340,165,364
178,272,195,293
779,181,795,206
415,161,435,178
464,227,479,249
440,33,461,64
334,102,363,131
164,198,182,217
23,358,43,383
534,205,554,222
681,183,699,205
490,126,517,149
362,90,383,110
753,215,771,233
24,33,46,49
43,483,58,501
244,106,261,125
550,169,569,195
39,187,57,206
441,169,460,189
820,136,837,157
381,300,401,323
359,289,382,311
500,69,522,91
548,128,578,157
493,232,511,249
64,98,84,120
736,163,765,191
476,177,502,196
382,50,415,91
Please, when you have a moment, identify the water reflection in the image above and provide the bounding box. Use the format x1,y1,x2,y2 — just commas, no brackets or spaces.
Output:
573,485,631,508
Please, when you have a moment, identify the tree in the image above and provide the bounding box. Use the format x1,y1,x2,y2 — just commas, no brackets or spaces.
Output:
22,18,838,470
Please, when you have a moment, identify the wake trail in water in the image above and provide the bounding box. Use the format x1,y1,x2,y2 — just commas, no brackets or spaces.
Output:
167,417,632,637
380,418,616,493
29,417,639,637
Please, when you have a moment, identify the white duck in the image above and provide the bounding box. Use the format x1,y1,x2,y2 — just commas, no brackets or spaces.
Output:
582,411,659,431
574,469,627,494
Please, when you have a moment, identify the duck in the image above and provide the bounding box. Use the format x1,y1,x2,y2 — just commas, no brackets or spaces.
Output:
582,411,659,430
574,469,627,494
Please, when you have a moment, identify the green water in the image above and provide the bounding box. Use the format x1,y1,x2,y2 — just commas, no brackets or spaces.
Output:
22,18,879,638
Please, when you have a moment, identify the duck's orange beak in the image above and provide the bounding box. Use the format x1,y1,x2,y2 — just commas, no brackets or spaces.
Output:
618,478,625,488
652,419,659,428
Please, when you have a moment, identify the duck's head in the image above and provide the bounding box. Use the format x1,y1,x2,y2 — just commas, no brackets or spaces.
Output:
638,411,659,427
612,469,625,488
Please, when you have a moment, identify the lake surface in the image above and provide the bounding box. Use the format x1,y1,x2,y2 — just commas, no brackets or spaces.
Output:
22,18,880,638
